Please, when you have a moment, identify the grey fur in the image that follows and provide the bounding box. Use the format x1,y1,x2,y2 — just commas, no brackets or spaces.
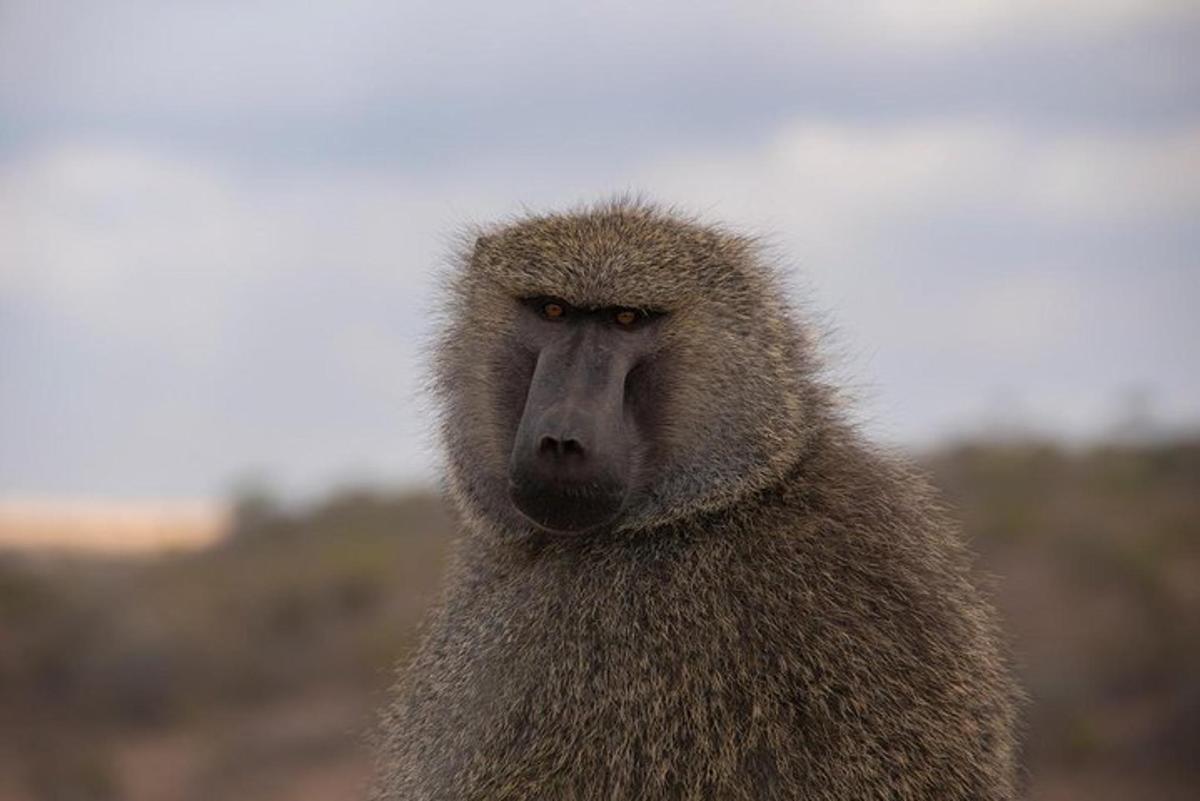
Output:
371,199,1022,799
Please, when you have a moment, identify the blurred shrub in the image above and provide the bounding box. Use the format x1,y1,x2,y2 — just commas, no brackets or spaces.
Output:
0,489,455,800
1,442,1197,799
928,438,1200,785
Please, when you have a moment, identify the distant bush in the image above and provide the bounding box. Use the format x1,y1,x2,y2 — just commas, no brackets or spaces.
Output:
2,444,1197,799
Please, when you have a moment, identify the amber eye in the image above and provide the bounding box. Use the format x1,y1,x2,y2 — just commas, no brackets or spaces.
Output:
614,309,640,326
542,302,565,319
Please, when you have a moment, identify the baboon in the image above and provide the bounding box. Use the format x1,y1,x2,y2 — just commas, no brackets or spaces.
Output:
372,200,1021,799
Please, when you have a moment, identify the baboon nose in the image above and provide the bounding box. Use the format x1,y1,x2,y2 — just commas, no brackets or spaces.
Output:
536,434,587,462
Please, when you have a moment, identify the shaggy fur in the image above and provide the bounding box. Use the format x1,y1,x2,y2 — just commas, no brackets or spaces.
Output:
371,200,1021,799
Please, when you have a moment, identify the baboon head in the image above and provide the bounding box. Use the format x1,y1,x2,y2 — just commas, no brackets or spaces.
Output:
435,200,819,537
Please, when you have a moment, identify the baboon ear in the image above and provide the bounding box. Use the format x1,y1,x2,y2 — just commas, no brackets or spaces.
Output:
472,235,492,263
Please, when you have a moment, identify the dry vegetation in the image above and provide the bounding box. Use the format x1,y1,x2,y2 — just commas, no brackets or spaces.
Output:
1,440,1197,800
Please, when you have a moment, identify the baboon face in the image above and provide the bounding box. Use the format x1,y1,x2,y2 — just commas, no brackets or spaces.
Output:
505,297,666,534
438,203,813,537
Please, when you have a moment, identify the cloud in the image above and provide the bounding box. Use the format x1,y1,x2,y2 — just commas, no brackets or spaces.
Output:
2,0,1195,166
634,116,1200,440
1,1,1197,497
640,117,1200,236
0,141,456,497
794,0,1196,45
3,111,1196,500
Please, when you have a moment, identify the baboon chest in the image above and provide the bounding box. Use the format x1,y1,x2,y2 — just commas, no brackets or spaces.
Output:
424,548,808,798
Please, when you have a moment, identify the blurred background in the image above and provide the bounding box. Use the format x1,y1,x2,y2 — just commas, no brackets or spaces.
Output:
0,1,1197,799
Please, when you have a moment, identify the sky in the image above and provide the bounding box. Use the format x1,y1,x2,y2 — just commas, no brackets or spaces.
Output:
1,0,1198,501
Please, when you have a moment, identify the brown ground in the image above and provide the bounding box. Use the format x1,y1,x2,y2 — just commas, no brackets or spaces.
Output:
0,440,1197,800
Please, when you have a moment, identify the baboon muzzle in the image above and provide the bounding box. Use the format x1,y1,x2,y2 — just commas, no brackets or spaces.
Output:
508,328,634,533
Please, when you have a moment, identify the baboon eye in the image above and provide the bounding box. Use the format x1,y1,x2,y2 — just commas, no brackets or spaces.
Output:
613,308,642,327
542,301,565,320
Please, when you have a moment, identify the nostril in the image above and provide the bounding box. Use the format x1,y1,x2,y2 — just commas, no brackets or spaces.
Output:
535,435,586,461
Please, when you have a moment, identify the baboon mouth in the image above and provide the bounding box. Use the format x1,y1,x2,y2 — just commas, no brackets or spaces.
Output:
508,479,626,534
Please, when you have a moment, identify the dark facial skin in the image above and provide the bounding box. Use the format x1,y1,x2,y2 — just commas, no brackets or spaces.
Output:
506,297,665,534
